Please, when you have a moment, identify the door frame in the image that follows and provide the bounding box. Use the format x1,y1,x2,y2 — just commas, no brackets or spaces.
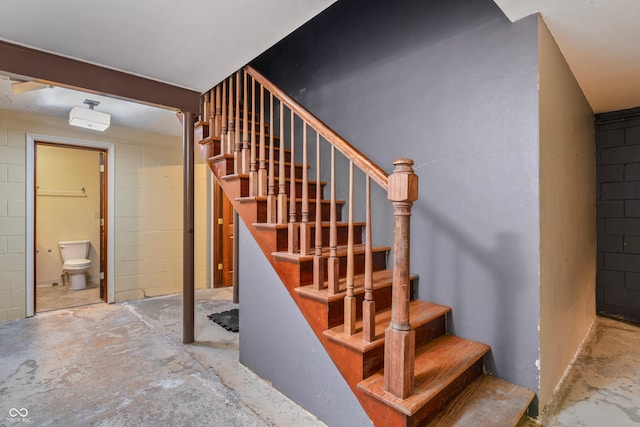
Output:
26,134,116,316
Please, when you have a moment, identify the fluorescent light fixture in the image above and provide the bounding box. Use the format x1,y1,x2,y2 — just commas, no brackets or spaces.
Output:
69,99,110,131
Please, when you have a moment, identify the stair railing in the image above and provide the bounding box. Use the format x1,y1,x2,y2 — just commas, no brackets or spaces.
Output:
199,66,418,400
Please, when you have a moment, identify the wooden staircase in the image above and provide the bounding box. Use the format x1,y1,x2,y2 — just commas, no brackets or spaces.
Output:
194,66,535,426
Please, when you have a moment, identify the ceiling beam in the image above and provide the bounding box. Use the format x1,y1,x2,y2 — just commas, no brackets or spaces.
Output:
0,40,200,113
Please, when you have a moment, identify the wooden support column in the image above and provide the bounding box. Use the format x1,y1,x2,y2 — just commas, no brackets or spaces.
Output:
183,111,196,344
384,158,418,399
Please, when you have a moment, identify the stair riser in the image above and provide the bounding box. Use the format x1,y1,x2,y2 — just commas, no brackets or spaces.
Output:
254,200,343,223
235,177,325,199
297,250,388,287
360,316,447,379
270,224,366,252
309,224,364,248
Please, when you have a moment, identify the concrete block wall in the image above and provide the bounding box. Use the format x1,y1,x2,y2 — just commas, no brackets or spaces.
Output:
0,108,209,322
0,116,27,322
597,109,640,323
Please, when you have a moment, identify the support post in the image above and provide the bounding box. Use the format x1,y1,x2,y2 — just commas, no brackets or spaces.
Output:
183,111,196,344
384,158,418,399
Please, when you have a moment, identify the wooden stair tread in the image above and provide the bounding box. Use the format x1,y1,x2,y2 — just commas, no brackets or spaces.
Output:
222,173,326,186
199,135,222,145
295,269,408,302
357,335,490,416
254,221,365,230
236,196,345,205
425,375,535,427
274,243,391,263
210,153,295,164
324,300,451,353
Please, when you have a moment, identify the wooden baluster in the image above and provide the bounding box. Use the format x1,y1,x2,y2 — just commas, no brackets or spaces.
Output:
208,89,216,142
249,77,257,196
363,176,375,342
228,74,235,157
266,93,277,223
214,85,221,138
277,100,287,224
202,92,210,124
288,111,299,253
234,70,241,173
242,70,250,174
328,145,339,294
258,84,267,197
220,79,227,155
384,158,418,400
344,161,356,335
299,124,311,255
313,134,324,289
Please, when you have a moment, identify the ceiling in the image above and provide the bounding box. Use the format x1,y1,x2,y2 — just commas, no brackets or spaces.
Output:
0,0,638,136
494,0,640,113
0,0,336,136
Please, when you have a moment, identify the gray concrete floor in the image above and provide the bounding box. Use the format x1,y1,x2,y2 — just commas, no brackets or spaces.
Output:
531,316,640,426
3,290,640,427
0,288,325,426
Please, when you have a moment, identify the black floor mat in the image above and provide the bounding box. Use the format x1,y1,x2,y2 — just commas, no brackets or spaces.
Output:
207,308,239,333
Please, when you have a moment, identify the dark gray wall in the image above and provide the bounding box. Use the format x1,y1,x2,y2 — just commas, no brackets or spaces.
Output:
240,0,541,423
596,107,640,324
238,222,370,426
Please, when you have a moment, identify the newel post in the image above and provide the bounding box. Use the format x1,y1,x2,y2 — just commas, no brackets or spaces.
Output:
384,158,418,399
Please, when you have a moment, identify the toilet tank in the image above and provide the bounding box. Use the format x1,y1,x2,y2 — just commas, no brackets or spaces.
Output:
58,240,90,261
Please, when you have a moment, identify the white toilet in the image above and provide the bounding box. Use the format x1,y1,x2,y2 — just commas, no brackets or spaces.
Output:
58,240,92,291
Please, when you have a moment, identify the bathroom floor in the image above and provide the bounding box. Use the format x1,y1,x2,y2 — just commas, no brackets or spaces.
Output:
36,283,101,313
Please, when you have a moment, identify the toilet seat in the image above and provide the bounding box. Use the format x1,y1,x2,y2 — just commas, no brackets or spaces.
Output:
63,259,91,271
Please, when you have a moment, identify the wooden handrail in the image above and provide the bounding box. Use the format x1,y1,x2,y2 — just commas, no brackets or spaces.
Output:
245,65,389,191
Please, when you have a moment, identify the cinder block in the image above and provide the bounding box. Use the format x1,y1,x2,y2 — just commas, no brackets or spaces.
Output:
598,201,624,218
597,128,625,148
0,164,7,181
624,236,640,254
625,163,640,181
7,164,25,183
598,233,623,253
7,200,24,218
626,200,640,217
626,272,640,291
597,165,624,183
597,269,625,288
0,200,6,218
600,182,640,200
601,146,640,165
605,253,640,273
626,125,640,145
606,218,640,235
604,287,640,309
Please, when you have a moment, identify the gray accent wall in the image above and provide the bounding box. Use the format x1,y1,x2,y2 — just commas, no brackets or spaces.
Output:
240,0,541,423
238,222,370,426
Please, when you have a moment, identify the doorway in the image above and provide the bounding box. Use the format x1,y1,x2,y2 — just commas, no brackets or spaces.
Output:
26,134,115,317
34,142,106,312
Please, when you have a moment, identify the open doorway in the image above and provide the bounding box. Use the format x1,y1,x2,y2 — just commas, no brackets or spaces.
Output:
34,142,107,312
26,134,116,317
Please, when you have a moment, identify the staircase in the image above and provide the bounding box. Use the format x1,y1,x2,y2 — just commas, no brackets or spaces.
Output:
194,66,535,426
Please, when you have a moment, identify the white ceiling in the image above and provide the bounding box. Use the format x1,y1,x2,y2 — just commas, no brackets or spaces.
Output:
0,0,335,136
494,0,640,113
0,0,638,136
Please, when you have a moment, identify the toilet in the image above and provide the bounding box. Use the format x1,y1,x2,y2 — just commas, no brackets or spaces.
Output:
58,240,92,290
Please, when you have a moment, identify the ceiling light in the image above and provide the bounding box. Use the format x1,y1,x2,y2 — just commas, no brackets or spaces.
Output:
69,99,110,131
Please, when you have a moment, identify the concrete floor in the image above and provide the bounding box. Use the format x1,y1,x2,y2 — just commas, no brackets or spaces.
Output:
36,283,101,313
0,288,325,426
2,290,640,426
532,316,640,426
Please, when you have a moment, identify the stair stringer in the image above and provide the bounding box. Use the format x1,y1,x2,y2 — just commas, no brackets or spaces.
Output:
204,152,410,425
